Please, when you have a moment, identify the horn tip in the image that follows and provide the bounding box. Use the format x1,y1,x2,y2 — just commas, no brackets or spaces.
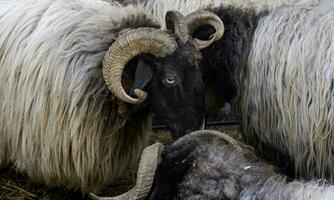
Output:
134,89,148,102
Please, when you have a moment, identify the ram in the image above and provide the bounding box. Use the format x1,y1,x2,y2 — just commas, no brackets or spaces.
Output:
0,0,222,192
135,0,334,182
148,130,334,200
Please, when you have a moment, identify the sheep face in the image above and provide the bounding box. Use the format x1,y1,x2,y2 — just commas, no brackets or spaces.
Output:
103,10,224,139
128,10,225,139
130,41,205,139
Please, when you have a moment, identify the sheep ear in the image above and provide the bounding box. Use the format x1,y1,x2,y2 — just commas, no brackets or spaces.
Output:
130,58,153,98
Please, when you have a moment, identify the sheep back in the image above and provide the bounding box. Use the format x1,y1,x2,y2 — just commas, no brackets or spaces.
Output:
240,0,334,181
135,0,300,29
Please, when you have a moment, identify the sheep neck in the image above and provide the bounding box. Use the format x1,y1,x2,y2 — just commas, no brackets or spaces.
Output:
201,6,265,107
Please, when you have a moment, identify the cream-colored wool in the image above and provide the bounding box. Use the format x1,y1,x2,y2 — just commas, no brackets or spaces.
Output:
134,0,300,28
139,0,334,182
0,0,152,192
240,0,334,181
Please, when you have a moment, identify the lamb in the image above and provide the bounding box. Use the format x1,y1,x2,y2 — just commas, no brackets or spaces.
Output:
129,0,334,181
148,130,334,200
0,0,223,192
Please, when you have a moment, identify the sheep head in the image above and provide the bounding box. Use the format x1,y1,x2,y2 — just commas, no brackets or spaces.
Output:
102,10,224,139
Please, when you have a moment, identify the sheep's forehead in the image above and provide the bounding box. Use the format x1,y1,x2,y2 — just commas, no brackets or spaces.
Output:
161,42,201,66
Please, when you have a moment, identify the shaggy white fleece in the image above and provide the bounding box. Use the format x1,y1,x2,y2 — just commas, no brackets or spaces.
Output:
138,0,334,182
134,0,301,27
240,0,334,181
0,0,151,192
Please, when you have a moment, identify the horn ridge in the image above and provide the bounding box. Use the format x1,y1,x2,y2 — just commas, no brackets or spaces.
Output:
103,28,177,104
185,10,225,49
165,10,189,43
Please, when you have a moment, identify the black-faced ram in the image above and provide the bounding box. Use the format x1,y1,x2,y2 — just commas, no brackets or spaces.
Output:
0,0,222,192
136,0,334,181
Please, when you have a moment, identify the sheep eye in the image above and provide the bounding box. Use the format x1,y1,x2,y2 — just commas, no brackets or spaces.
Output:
163,76,177,87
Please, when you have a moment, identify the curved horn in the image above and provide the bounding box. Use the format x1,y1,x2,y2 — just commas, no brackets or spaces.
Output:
185,10,225,49
165,10,189,43
89,143,165,200
103,28,177,104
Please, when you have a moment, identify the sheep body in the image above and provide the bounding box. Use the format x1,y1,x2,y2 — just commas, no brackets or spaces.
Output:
175,131,334,200
240,0,334,180
134,0,300,28
0,0,155,192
